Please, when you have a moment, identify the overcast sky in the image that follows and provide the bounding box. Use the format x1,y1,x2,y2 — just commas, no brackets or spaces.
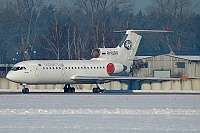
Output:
135,0,200,13
1,0,199,13
44,0,200,14
44,0,152,13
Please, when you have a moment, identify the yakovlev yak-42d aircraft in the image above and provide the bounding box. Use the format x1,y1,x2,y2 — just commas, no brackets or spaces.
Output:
7,30,178,93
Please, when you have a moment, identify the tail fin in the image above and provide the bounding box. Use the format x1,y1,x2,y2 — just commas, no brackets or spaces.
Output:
91,30,172,61
116,30,142,61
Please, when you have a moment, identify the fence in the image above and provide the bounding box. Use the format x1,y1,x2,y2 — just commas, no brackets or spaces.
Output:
0,78,200,92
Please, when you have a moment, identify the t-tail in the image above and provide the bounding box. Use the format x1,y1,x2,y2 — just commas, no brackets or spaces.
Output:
91,30,172,61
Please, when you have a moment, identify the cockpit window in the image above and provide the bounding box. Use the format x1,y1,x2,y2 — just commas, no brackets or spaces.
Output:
12,67,26,71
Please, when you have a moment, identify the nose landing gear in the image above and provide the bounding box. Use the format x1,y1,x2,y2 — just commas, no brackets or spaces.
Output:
21,84,29,94
22,88,29,94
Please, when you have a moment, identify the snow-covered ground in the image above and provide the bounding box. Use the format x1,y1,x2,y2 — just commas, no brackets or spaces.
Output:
0,94,199,133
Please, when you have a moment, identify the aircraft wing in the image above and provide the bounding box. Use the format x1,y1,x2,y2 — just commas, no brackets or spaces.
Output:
70,75,188,83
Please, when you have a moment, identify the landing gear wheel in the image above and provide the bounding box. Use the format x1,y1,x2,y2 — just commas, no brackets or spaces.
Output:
64,88,68,93
92,88,96,93
22,88,29,94
63,84,75,93
93,88,102,93
71,87,75,93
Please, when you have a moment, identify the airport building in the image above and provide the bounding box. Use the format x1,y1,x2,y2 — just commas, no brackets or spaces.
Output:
0,54,200,92
127,54,200,91
132,54,200,78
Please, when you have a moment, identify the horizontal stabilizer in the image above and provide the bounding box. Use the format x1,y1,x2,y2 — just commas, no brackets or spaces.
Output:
114,30,172,33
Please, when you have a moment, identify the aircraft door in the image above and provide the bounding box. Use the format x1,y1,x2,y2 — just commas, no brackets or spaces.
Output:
34,66,39,76
61,67,65,75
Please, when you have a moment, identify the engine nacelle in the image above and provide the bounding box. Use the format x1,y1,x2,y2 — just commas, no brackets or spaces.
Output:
91,48,100,58
91,48,119,60
106,63,127,74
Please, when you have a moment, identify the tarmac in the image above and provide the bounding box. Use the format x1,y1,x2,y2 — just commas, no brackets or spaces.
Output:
0,90,199,95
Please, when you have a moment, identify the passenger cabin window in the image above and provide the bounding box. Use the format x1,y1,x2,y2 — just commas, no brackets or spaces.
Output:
63,66,105,70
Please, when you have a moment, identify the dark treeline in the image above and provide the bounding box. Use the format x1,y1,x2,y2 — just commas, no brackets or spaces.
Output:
0,0,199,63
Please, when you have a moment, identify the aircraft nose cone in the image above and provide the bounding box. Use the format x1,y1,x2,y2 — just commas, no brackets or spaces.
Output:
6,72,16,82
6,72,12,80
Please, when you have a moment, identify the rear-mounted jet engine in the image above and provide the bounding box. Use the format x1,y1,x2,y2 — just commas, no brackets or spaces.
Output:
91,48,100,58
106,63,127,74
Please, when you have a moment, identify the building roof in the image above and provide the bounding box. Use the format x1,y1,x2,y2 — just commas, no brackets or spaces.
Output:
135,55,200,62
136,51,200,56
170,55,200,61
134,56,152,60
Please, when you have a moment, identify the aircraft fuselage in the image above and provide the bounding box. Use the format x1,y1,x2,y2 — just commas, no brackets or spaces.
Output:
7,60,131,85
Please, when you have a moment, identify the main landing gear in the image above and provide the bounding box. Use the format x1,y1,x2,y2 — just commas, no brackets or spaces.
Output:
92,87,104,93
22,88,29,93
92,84,104,93
63,84,104,93
63,84,75,93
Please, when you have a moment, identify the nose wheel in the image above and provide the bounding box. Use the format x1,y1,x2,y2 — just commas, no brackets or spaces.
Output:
22,88,29,94
21,84,29,94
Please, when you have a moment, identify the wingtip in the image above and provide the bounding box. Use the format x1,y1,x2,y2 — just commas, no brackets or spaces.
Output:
113,30,127,33
166,30,173,32
181,78,191,81
113,29,173,33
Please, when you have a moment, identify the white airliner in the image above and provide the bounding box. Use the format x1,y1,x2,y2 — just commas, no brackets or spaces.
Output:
6,30,176,93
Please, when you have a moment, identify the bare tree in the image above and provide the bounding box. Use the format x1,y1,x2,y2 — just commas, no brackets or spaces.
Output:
74,0,135,49
13,0,44,60
42,11,68,60
146,0,194,51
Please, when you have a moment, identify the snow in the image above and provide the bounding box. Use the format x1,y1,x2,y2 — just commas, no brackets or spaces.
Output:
0,94,199,132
